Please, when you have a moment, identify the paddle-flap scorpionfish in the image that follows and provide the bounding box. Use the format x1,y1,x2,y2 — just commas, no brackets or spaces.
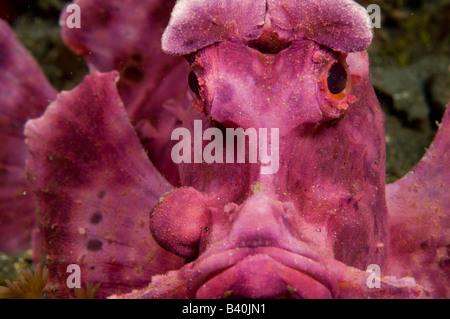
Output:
0,0,448,298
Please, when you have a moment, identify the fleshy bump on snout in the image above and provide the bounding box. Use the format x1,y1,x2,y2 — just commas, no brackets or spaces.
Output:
151,187,210,259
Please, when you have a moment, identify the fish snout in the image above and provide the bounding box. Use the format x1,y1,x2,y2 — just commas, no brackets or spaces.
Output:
226,194,298,250
185,194,339,299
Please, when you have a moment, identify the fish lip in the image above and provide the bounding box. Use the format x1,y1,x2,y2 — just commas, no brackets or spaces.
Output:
186,246,339,298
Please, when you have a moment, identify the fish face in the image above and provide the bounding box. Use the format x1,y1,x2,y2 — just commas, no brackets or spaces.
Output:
149,0,388,298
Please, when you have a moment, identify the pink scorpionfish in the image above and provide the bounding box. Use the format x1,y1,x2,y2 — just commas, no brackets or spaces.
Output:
0,0,448,298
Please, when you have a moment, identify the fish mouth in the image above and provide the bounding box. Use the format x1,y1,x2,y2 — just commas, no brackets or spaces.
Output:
187,246,339,299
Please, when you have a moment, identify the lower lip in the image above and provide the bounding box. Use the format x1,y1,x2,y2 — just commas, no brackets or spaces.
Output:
191,247,338,299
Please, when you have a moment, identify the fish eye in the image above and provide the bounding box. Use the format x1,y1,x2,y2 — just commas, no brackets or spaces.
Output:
327,61,348,95
188,70,201,98
316,55,353,121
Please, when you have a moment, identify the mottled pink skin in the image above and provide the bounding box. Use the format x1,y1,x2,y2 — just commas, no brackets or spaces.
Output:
0,20,57,252
162,0,372,55
267,0,373,52
61,0,189,186
0,0,447,299
25,72,184,298
386,108,450,298
161,0,267,55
